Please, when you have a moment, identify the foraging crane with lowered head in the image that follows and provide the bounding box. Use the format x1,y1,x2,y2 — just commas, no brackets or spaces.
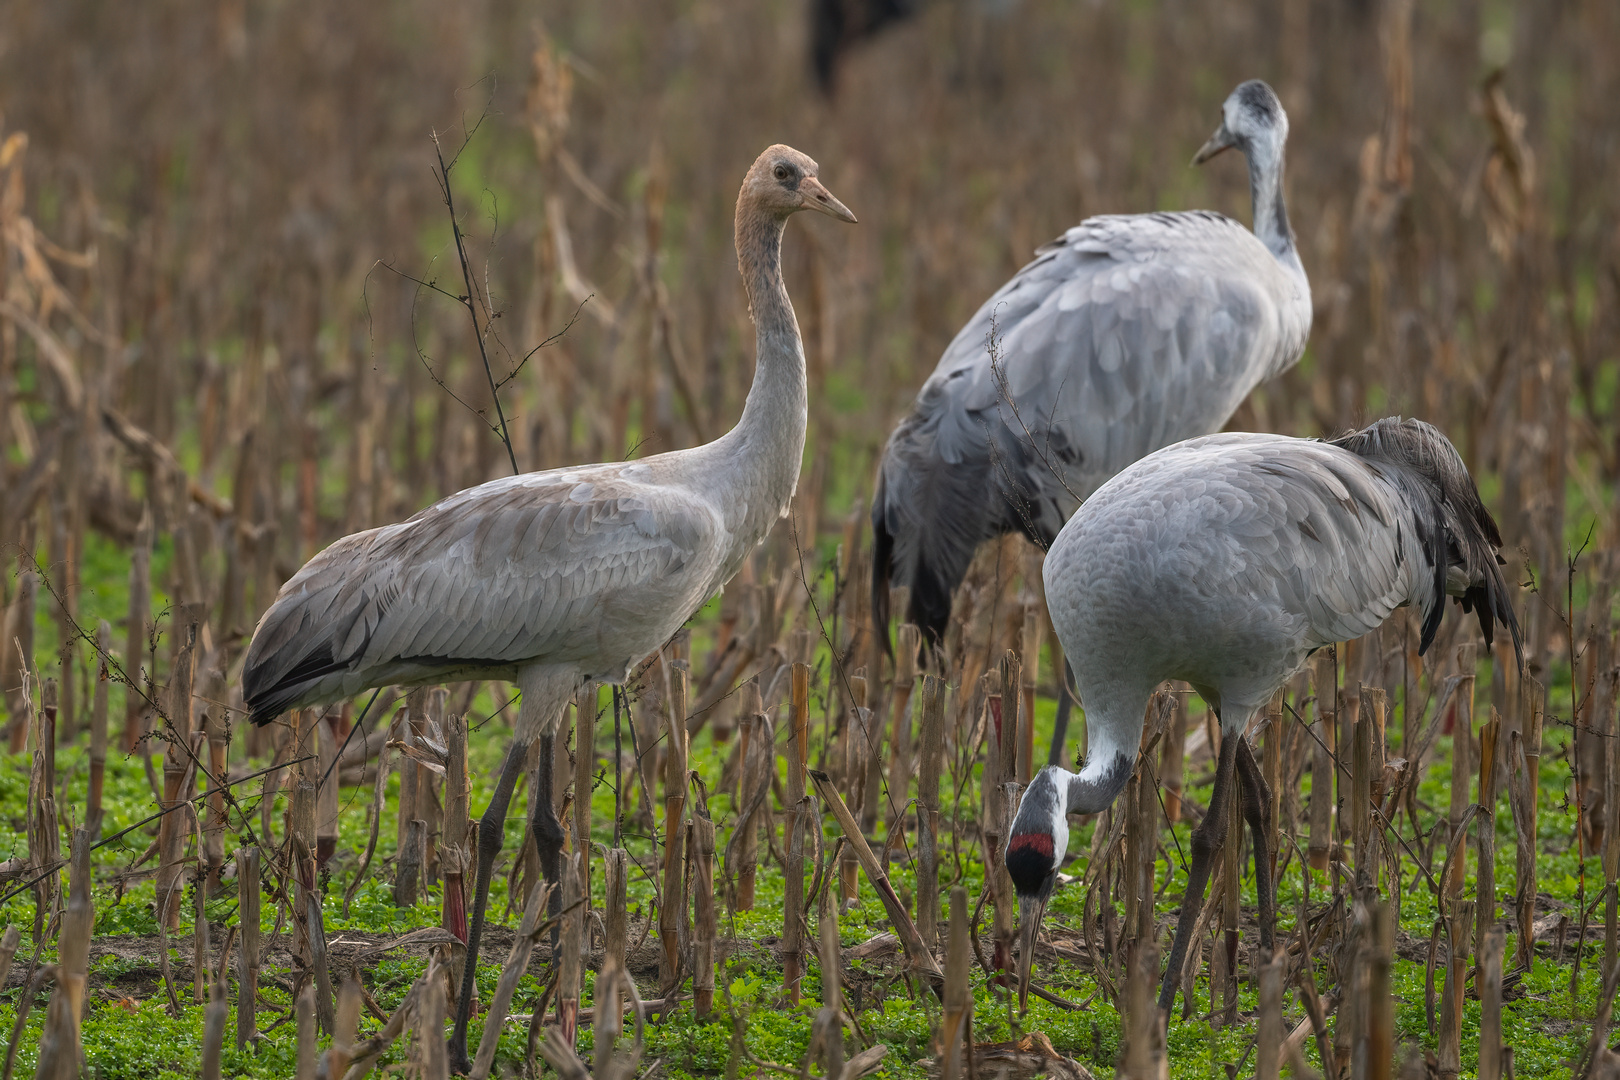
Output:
240,145,856,1069
1005,417,1520,1013
872,80,1312,713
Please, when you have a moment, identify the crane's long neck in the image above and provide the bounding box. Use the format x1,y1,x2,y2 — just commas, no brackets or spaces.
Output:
1065,745,1133,815
1245,139,1303,277
1062,684,1150,814
704,207,809,542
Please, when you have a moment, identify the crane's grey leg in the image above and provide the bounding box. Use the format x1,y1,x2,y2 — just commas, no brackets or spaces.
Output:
1157,732,1238,1013
531,735,567,927
1234,739,1275,952
1047,659,1078,767
449,739,529,1074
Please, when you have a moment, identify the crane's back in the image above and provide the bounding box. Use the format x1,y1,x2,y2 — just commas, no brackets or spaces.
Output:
876,210,1311,643
1044,431,1418,717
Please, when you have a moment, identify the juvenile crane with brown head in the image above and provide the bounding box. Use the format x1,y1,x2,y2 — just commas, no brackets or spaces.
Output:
241,144,855,1071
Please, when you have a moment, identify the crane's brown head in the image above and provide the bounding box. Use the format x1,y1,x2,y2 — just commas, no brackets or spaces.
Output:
741,144,857,223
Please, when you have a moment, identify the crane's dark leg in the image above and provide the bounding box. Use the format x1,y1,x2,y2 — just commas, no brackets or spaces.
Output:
1234,738,1275,952
1047,659,1078,767
1157,732,1238,1013
449,739,529,1074
532,734,567,929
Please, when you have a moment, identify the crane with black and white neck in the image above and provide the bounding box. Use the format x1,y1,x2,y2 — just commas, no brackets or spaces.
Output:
874,80,1312,776
1004,416,1520,1014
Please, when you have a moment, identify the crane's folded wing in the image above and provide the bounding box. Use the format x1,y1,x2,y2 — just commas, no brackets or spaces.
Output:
1105,435,1417,649
242,472,723,709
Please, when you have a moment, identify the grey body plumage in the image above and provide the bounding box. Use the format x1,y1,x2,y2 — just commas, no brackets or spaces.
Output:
873,79,1311,645
1045,416,1520,753
1037,415,1519,1013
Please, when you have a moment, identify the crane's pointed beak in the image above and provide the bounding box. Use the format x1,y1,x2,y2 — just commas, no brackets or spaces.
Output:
1192,122,1237,166
801,177,858,223
1016,893,1047,1013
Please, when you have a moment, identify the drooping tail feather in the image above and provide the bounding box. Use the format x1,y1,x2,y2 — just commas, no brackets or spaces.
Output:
870,471,895,658
871,416,998,650
1332,417,1523,668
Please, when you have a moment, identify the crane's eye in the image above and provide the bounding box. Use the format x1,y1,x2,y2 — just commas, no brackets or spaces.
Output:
774,164,791,181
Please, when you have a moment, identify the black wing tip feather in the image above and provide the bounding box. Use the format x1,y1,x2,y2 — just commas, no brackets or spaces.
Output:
1339,417,1523,671
871,479,895,659
907,564,955,650
241,617,350,726
1416,507,1447,656
242,648,338,727
871,473,965,654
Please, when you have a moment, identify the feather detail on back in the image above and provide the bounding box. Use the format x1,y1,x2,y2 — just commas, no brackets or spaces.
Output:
876,208,1310,647
1044,417,1520,749
241,468,726,723
1329,417,1521,663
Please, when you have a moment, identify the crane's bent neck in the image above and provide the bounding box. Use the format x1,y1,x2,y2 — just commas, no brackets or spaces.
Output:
699,207,809,546
1066,748,1133,815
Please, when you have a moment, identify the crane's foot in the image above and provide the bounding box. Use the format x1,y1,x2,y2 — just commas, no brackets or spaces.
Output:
448,1040,473,1077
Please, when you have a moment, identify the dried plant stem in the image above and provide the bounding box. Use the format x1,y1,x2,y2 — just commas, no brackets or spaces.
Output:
916,674,946,948
1367,900,1394,1080
295,983,316,1080
1515,677,1545,971
783,661,811,1004
557,853,584,1042
87,621,110,837
886,624,921,834
1308,652,1335,872
1447,644,1476,898
692,814,717,1018
1476,709,1501,978
809,768,944,994
940,886,972,1080
1256,949,1284,1080
732,701,770,911
236,846,261,1050
470,877,551,1080
430,134,519,476
658,654,690,993
1437,898,1474,1080
344,715,395,918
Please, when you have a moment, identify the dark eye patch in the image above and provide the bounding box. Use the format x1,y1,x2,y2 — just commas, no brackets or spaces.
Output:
774,163,801,189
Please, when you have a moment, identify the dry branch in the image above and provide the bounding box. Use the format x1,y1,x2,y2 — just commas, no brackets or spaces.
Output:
808,768,944,995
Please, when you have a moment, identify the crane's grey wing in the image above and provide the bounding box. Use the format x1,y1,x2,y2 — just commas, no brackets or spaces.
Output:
1330,417,1520,661
1083,432,1446,649
875,213,1308,642
242,474,721,719
940,214,1304,502
1187,438,1424,648
1056,427,1515,718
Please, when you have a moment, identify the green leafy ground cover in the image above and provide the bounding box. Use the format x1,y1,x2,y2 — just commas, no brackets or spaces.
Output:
0,531,1606,1078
